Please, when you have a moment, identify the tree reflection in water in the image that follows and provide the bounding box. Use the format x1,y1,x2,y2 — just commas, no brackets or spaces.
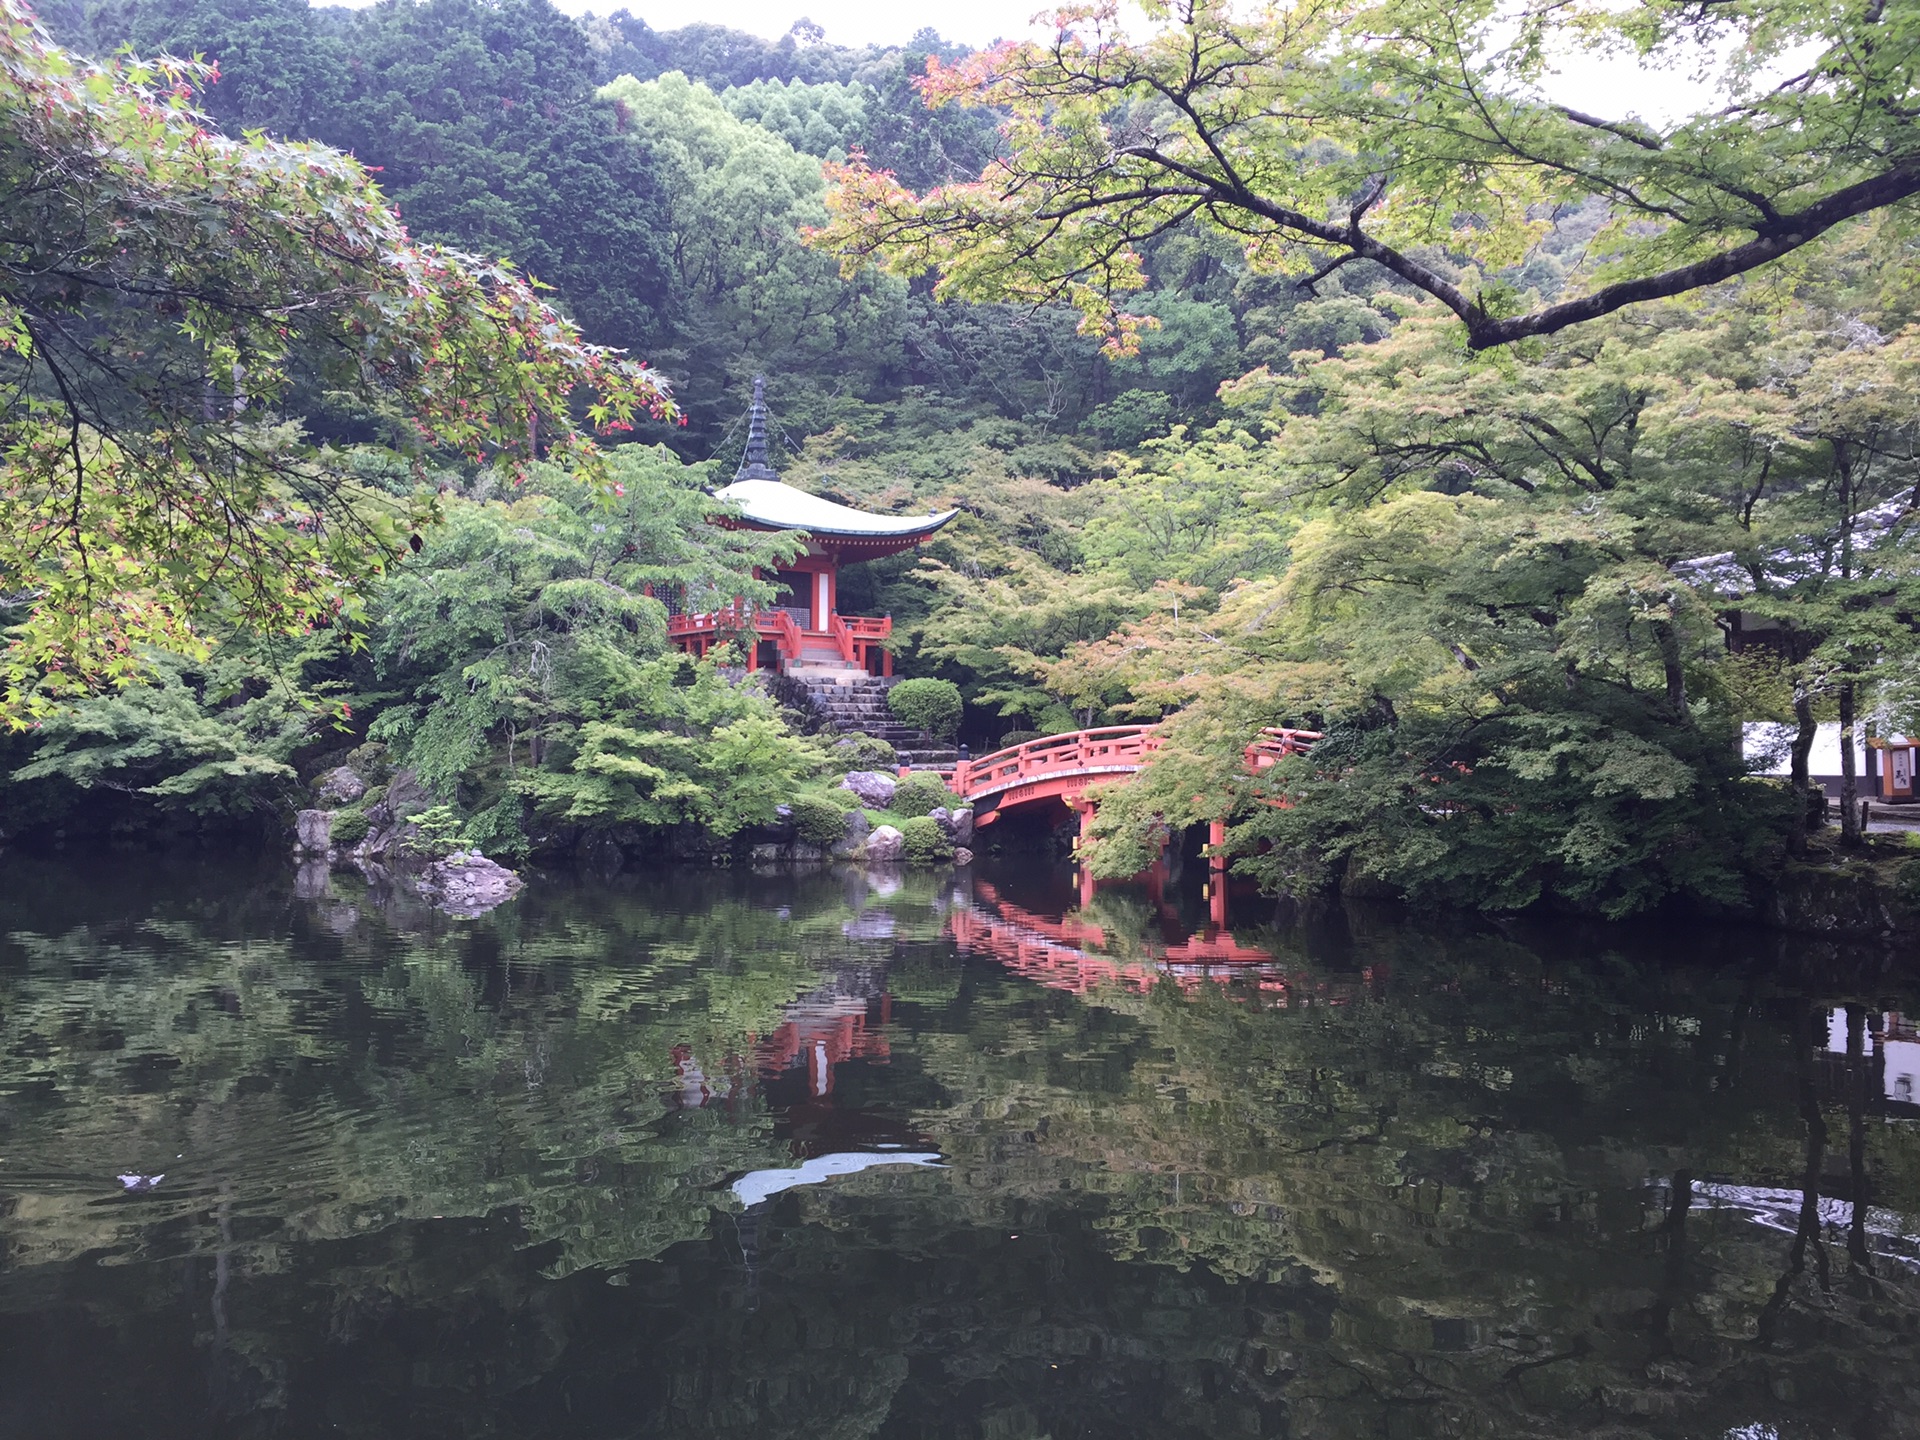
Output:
1,850,1918,1438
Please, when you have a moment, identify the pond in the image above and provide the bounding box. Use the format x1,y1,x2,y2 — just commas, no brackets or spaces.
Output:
1,851,1918,1439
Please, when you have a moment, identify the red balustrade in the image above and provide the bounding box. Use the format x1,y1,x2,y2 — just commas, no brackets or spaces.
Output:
947,725,1162,803
667,605,892,672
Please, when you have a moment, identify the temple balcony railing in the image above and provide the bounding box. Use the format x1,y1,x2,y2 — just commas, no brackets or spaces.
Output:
666,606,893,672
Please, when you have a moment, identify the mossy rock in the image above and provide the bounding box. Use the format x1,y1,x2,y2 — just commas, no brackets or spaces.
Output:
344,741,392,785
329,807,372,847
831,733,898,770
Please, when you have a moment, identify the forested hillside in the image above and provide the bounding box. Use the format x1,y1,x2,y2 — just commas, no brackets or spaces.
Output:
6,0,1920,919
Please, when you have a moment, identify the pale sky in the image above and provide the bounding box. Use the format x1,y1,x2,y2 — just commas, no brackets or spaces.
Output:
586,0,1800,127
324,0,1809,129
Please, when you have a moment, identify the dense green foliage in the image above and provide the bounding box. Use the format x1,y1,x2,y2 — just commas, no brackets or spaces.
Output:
11,0,1920,916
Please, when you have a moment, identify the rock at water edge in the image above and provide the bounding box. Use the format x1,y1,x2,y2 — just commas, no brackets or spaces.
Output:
951,808,975,847
295,809,333,855
422,851,525,918
866,824,905,863
833,807,872,860
952,847,974,866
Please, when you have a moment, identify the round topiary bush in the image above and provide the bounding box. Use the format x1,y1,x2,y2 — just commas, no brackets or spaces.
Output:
788,793,850,849
888,678,963,741
892,771,959,819
900,815,954,863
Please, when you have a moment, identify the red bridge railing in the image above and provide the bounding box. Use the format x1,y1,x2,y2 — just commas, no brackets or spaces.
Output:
941,724,1323,807
946,725,1161,803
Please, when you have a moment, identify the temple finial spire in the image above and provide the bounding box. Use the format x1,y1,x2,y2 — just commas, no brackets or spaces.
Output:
737,374,777,480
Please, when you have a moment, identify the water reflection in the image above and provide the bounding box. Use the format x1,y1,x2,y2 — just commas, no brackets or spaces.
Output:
1,851,1918,1438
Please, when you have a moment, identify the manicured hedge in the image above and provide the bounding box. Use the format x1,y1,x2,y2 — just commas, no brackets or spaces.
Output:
888,678,963,740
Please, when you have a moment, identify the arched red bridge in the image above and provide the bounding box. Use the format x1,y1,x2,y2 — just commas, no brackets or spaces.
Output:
922,725,1320,827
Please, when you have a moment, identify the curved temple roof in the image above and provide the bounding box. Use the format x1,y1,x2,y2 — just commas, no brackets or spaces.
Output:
715,477,958,541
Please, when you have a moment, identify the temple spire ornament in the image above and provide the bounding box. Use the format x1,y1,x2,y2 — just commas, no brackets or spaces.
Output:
736,374,778,481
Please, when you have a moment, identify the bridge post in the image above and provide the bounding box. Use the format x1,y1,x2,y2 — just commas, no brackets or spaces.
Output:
1206,819,1229,928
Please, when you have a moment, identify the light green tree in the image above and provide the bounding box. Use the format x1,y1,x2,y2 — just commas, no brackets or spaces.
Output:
814,0,1920,353
0,2,672,723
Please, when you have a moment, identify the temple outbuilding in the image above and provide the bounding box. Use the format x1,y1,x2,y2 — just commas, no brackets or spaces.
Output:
667,377,956,676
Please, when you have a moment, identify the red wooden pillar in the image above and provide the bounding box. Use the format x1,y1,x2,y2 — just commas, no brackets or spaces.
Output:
1207,818,1229,929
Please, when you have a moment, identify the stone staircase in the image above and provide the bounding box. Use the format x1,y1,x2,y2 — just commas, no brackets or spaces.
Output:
782,657,958,770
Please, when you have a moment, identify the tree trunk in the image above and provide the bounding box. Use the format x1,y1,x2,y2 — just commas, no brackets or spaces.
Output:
1789,685,1818,855
1653,619,1688,721
1839,681,1862,847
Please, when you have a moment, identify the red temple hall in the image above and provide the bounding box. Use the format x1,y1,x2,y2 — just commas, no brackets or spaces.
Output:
667,376,956,676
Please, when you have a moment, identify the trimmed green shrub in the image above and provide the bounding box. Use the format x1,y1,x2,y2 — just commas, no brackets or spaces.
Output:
788,793,850,848
997,729,1042,750
1896,858,1920,907
888,678,963,740
900,815,954,863
892,771,959,819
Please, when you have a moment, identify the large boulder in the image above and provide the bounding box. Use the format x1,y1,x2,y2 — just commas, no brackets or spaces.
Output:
865,824,905,863
420,851,524,919
358,768,433,859
294,809,332,855
951,807,975,847
832,807,872,860
928,806,956,838
841,770,898,809
314,766,366,805
384,769,434,821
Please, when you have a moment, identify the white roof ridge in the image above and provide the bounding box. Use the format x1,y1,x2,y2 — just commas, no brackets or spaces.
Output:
714,477,958,539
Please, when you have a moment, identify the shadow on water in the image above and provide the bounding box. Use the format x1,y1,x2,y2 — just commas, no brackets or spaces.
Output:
2,849,1919,1438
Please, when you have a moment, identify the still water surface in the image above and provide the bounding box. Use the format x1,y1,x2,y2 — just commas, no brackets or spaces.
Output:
2,853,1919,1438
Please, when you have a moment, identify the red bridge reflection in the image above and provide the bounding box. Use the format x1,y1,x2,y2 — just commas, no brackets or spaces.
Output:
673,870,1378,1119
946,877,1377,1005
